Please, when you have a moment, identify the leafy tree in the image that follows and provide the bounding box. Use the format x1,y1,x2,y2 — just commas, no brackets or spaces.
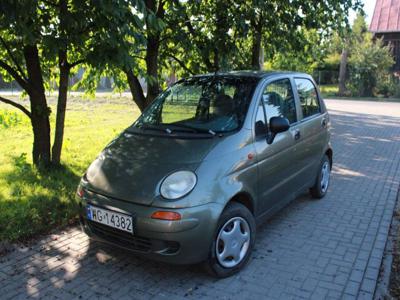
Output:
163,0,363,75
242,0,363,70
266,29,328,73
337,13,367,95
168,0,247,72
0,0,366,168
78,0,365,114
125,0,167,110
79,0,166,112
325,13,394,96
85,0,244,112
0,0,144,166
0,0,53,166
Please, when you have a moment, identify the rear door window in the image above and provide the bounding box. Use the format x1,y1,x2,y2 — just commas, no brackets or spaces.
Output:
295,78,321,119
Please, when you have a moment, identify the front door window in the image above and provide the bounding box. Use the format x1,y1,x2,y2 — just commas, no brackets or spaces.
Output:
262,78,297,124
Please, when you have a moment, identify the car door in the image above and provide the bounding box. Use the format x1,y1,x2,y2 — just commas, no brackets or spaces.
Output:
293,77,329,187
254,77,303,215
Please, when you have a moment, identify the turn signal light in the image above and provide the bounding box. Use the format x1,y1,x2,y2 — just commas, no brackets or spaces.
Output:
77,186,84,198
151,211,181,221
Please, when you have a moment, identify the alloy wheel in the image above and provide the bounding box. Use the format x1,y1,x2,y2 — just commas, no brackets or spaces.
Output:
320,161,330,193
215,217,251,268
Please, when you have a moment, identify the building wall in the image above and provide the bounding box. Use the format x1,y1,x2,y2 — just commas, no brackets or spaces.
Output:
375,32,400,72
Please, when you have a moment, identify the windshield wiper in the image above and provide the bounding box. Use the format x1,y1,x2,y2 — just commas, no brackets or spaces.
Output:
170,123,216,136
138,124,172,134
136,123,217,136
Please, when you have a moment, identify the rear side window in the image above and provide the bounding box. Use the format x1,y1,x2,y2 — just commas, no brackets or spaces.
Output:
262,78,297,124
295,78,320,119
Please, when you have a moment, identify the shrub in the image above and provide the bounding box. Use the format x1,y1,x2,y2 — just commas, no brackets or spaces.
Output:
348,35,394,97
392,82,400,98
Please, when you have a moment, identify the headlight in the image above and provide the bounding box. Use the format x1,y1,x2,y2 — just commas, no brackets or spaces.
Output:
160,171,197,199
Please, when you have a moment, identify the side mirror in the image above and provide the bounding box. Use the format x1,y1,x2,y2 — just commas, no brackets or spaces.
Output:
267,116,290,144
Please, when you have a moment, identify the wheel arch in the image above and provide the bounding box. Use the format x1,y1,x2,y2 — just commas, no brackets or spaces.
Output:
226,191,255,215
325,147,333,167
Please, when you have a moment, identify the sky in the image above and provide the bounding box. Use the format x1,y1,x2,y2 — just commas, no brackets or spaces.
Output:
349,0,376,25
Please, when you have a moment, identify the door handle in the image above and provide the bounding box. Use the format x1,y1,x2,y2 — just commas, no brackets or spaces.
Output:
321,118,327,128
294,129,301,140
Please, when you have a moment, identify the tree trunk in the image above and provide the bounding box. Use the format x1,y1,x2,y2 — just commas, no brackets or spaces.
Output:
24,45,51,167
338,48,348,96
144,0,165,104
124,0,164,111
125,68,147,112
52,50,70,165
213,48,220,72
251,20,263,70
30,102,51,167
145,35,161,103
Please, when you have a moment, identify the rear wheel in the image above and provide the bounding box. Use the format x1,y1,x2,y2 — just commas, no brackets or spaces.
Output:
310,155,331,198
205,202,256,278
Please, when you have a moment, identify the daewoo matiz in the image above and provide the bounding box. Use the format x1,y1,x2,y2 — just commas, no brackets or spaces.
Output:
77,71,332,277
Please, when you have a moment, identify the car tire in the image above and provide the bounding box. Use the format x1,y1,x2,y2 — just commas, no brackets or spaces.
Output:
204,202,256,278
310,154,331,199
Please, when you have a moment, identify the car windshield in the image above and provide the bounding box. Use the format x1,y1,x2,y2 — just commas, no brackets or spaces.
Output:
133,76,258,134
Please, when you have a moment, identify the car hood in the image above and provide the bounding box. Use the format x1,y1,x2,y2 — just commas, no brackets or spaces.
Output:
85,131,219,205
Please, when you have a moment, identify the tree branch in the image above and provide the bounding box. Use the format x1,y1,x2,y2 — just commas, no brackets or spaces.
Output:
0,60,29,91
166,52,194,75
172,0,213,70
69,59,85,69
130,55,146,60
125,68,147,111
0,36,28,82
0,95,31,118
156,0,166,18
41,0,59,7
158,33,174,44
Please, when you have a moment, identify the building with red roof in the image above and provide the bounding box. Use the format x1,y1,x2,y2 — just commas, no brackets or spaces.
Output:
370,0,400,71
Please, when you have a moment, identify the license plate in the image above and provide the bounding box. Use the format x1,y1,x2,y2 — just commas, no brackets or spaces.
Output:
87,205,133,233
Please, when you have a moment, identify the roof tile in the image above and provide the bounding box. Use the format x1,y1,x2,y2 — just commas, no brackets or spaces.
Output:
370,0,400,32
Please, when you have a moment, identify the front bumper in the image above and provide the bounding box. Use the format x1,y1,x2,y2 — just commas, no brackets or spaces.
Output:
78,189,224,265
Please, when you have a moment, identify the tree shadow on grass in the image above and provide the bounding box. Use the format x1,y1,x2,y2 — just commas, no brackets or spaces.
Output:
0,155,81,243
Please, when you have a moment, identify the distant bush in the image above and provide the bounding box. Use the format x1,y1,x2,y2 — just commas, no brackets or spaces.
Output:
348,36,394,97
391,80,400,98
376,77,400,98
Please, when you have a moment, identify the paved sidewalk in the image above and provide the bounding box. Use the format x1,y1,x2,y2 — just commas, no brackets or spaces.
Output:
1,100,400,299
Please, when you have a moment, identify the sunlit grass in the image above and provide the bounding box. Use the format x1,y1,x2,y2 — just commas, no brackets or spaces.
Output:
319,84,339,98
0,95,140,242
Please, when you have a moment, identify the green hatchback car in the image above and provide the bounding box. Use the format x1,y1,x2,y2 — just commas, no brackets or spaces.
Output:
77,71,332,277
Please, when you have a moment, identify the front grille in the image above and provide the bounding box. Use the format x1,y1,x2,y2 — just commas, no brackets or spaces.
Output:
87,220,152,252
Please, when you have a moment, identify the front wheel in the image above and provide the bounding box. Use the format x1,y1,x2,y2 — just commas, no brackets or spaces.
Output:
310,155,331,198
204,202,256,278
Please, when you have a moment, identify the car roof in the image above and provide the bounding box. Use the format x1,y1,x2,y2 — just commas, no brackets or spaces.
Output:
191,70,311,80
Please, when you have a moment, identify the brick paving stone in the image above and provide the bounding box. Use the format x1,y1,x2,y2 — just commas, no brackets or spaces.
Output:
0,99,400,299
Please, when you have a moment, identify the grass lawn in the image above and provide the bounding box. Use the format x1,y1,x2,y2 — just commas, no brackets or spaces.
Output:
0,95,140,242
319,84,400,102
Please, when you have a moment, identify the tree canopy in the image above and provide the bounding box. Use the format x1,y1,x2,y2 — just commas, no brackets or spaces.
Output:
0,0,364,167
322,13,395,97
0,0,145,166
